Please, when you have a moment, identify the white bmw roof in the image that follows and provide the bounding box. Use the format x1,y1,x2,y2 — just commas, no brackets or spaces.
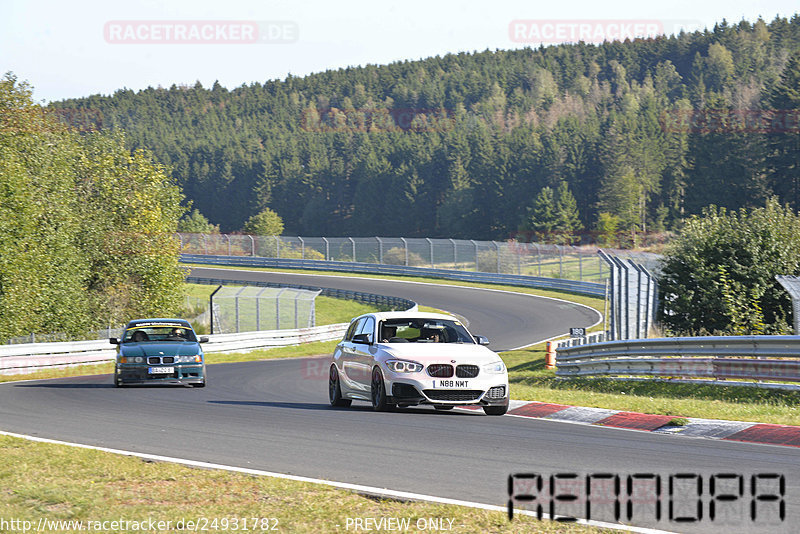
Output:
358,311,459,322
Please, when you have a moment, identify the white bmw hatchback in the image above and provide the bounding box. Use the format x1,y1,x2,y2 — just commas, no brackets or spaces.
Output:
328,311,509,415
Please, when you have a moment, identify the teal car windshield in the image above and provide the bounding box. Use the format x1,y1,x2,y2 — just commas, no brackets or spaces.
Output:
123,324,198,343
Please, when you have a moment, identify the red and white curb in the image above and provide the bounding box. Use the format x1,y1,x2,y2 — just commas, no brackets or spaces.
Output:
464,400,800,448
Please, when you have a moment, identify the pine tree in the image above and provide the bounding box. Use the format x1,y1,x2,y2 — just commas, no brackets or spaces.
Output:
553,181,582,242
765,51,800,210
524,187,556,242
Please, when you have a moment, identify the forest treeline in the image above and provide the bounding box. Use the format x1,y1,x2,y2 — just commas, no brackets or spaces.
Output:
52,16,800,241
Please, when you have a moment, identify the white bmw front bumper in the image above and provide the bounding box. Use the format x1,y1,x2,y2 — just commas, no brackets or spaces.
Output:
384,369,509,406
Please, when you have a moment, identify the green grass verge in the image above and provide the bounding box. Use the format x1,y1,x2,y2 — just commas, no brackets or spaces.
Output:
0,434,613,534
0,363,115,384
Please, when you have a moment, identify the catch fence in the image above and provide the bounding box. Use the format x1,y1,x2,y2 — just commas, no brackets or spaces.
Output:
177,233,661,282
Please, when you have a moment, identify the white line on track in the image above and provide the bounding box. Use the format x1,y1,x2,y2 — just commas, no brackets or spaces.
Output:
0,429,672,534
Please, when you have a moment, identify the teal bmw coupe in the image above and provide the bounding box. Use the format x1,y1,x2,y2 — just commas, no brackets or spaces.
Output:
110,319,208,387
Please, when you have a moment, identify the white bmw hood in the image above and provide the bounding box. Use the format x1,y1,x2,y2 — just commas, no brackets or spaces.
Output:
378,343,501,364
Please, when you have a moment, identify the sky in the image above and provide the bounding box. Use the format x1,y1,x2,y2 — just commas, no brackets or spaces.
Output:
1,0,798,103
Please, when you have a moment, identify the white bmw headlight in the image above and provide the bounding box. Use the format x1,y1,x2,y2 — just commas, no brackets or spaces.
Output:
482,361,506,374
386,360,423,373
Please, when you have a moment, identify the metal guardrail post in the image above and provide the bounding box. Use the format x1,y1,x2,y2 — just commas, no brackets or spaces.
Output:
255,288,267,330
598,250,614,339
377,237,383,264
603,278,609,335
426,238,434,268
631,260,642,339
275,288,286,329
209,285,223,335
449,238,457,269
400,237,408,266
621,257,631,339
640,264,654,337
349,237,356,262
606,254,626,339
322,237,329,261
234,286,248,333
470,240,478,271
493,241,500,273
298,236,305,259
247,234,255,256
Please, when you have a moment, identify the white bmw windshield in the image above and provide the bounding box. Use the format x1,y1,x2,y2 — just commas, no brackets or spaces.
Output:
378,319,474,344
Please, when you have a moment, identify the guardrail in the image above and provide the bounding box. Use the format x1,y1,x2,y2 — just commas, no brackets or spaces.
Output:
556,331,608,348
181,254,606,297
203,323,349,354
555,336,800,386
0,323,352,375
0,340,118,373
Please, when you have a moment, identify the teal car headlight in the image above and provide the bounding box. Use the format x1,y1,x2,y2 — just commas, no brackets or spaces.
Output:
386,359,423,373
482,361,506,374
174,355,203,363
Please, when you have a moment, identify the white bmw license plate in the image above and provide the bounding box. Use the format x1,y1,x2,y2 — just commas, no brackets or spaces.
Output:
434,379,470,388
148,367,174,374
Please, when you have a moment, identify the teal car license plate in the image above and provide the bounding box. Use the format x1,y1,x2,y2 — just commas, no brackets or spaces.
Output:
148,366,174,374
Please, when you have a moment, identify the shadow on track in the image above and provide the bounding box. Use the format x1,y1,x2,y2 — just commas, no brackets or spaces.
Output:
208,400,481,415
13,383,116,389
209,400,335,411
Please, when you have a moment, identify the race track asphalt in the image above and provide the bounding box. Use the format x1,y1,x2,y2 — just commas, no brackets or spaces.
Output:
1,269,797,533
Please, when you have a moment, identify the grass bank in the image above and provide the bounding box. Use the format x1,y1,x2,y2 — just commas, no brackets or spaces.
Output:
0,434,614,533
